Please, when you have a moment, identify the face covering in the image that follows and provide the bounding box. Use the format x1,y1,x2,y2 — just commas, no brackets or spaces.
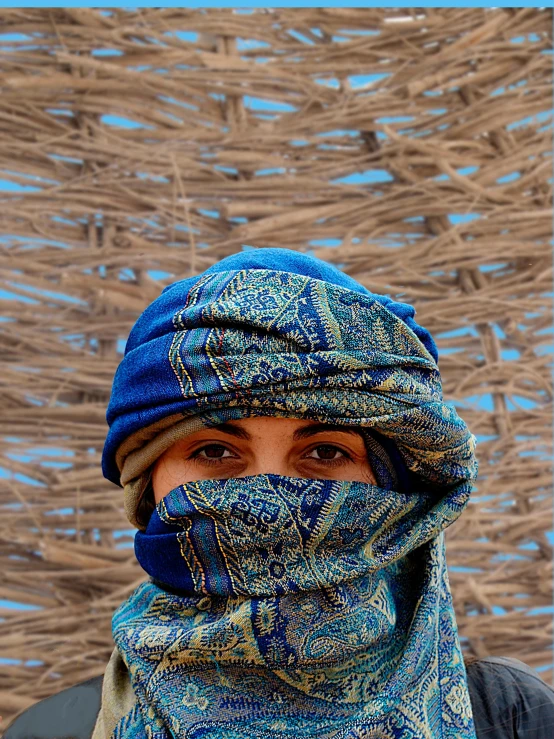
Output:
96,251,478,738
100,473,475,739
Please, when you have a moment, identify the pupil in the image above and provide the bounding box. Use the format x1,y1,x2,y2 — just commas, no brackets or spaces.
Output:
204,444,225,458
317,445,338,460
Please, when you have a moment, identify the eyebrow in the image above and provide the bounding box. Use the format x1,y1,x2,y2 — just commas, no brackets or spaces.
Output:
292,423,363,441
210,422,251,440
211,421,363,442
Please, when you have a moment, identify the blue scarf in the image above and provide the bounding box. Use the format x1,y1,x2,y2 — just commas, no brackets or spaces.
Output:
97,250,478,739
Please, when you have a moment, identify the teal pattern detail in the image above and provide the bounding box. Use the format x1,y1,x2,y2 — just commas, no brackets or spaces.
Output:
113,475,476,738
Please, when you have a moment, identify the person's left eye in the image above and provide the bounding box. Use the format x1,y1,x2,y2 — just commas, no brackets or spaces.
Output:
194,444,234,460
306,445,348,462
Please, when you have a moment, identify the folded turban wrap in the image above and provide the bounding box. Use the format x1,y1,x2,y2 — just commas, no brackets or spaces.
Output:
94,249,478,739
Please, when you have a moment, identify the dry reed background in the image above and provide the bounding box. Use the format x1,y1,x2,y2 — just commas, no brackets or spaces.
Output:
0,6,552,728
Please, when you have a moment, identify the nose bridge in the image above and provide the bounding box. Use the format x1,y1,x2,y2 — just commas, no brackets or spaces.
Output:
248,437,291,477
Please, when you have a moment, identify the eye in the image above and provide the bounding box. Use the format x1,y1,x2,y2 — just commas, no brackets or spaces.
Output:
306,445,347,461
195,444,233,460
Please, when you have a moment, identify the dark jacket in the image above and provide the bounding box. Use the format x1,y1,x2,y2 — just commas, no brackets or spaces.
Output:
4,657,554,739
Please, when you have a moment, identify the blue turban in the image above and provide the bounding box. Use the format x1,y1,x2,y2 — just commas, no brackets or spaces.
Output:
103,248,445,489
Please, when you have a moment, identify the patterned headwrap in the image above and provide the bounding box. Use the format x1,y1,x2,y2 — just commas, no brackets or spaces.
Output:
94,249,478,739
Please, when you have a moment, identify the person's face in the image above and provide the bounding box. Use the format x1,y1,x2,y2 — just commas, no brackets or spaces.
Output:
152,417,376,503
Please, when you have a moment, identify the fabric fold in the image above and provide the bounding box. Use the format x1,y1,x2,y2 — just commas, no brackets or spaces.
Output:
96,474,476,738
98,252,479,738
102,268,476,498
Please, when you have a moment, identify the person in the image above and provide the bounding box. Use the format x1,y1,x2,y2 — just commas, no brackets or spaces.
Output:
4,248,554,739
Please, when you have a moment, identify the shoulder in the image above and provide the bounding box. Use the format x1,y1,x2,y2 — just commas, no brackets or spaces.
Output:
466,656,554,738
2,675,103,739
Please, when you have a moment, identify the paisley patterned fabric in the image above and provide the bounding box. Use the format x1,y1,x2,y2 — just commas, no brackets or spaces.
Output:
104,268,475,491
102,251,440,488
95,255,479,739
107,475,476,739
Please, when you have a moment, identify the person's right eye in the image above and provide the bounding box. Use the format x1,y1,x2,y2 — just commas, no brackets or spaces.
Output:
191,444,236,462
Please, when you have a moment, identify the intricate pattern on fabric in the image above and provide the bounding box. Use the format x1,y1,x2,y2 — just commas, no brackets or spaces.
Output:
361,429,408,494
101,474,476,738
104,268,476,492
96,255,480,738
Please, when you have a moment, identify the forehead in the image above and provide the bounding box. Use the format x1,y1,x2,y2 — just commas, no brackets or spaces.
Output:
182,418,366,442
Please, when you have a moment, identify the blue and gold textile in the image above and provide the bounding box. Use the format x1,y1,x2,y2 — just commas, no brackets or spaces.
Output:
107,474,475,739
95,249,478,739
102,249,440,487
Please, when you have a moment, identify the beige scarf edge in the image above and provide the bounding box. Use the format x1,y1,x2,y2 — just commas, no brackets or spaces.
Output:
92,646,137,739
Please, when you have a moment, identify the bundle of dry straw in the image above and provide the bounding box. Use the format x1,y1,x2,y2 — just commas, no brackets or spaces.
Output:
0,6,552,728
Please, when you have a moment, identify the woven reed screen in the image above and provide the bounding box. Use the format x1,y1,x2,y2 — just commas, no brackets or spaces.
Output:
0,6,552,726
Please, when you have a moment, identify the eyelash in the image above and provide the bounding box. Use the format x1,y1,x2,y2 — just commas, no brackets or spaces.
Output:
190,445,235,466
189,443,352,467
306,445,351,467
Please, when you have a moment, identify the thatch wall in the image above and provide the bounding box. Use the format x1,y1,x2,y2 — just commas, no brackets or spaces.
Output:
0,7,552,728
